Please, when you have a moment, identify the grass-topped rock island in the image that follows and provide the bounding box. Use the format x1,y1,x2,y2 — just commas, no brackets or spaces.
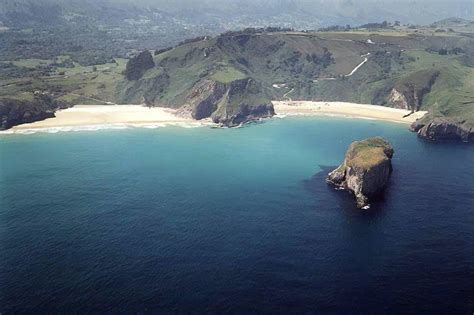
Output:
327,137,395,208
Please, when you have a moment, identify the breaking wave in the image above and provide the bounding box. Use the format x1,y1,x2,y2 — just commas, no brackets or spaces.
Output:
0,122,210,135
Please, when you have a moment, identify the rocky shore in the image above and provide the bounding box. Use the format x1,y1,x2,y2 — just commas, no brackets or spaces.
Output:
0,94,69,130
181,78,275,127
327,137,394,208
411,116,474,142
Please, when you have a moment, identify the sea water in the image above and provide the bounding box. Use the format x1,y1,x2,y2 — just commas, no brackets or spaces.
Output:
1,117,473,313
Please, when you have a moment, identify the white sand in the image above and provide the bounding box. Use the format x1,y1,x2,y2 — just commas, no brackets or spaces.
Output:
9,105,210,131
5,102,427,134
273,101,427,124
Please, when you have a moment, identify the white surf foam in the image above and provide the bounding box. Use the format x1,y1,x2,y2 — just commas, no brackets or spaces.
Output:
0,122,211,135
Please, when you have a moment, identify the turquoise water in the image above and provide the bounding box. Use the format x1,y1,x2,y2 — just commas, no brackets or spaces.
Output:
1,117,473,313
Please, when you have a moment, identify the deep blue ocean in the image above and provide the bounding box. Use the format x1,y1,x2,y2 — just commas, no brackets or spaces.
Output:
1,117,473,313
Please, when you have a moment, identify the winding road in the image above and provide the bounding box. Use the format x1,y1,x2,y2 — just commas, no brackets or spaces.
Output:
276,52,372,97
345,53,371,77
315,52,371,81
283,88,295,101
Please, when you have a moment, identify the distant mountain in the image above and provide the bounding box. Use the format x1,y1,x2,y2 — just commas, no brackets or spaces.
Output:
0,0,169,27
433,17,474,27
114,0,474,26
1,0,473,29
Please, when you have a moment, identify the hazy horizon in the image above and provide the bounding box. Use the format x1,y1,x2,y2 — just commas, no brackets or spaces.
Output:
1,0,473,26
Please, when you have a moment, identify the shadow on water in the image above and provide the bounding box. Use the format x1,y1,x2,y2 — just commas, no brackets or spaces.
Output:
303,165,389,219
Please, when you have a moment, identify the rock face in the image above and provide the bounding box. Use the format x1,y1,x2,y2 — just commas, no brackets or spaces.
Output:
388,88,411,110
0,94,67,130
411,117,474,142
124,50,155,81
212,103,274,126
388,70,439,111
184,80,227,120
183,78,275,127
327,137,394,208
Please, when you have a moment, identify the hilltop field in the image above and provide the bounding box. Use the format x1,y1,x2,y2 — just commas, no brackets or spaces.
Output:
1,19,473,139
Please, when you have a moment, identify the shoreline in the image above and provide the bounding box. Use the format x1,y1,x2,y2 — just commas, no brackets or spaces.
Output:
272,101,427,124
4,105,212,134
2,102,427,134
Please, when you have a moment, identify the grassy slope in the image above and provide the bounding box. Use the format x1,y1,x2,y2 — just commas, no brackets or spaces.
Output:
346,137,392,168
2,27,474,126
0,58,127,104
402,51,474,123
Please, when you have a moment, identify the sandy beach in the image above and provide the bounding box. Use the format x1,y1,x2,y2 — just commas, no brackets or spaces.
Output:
9,105,209,131
5,101,427,133
273,101,427,124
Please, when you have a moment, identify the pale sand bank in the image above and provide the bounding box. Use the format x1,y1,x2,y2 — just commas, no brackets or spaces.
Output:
4,102,427,134
273,101,427,124
8,105,211,132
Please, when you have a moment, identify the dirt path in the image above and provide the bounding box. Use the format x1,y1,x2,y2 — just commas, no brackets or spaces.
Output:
283,88,295,101
345,53,370,77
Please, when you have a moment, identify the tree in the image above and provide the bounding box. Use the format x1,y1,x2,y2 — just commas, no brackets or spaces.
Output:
438,49,448,55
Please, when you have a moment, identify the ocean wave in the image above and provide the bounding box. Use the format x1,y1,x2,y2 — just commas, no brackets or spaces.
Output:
0,122,211,135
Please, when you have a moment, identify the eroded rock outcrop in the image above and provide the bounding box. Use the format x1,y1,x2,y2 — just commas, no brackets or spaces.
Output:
388,70,439,111
124,50,155,81
211,102,275,126
184,80,227,120
388,88,412,110
411,116,474,142
0,94,68,130
327,137,394,208
182,77,275,127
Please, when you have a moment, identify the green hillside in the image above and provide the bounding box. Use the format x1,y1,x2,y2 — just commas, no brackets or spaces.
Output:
110,29,474,128
1,25,474,137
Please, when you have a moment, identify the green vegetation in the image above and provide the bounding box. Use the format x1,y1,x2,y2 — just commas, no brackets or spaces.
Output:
0,58,126,105
11,59,53,68
210,66,247,83
1,18,474,131
0,93,67,129
400,51,474,123
346,137,394,169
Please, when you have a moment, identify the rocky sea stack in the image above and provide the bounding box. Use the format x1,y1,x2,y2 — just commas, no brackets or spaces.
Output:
327,137,394,208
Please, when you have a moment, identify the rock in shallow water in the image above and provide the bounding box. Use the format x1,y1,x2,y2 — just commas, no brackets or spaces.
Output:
411,117,474,143
326,137,394,208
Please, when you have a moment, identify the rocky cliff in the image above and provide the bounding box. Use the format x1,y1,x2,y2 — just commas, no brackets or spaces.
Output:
209,78,274,126
114,31,473,133
327,137,394,208
124,50,155,81
411,116,474,142
0,94,68,130
178,78,274,127
180,79,228,120
388,70,439,111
